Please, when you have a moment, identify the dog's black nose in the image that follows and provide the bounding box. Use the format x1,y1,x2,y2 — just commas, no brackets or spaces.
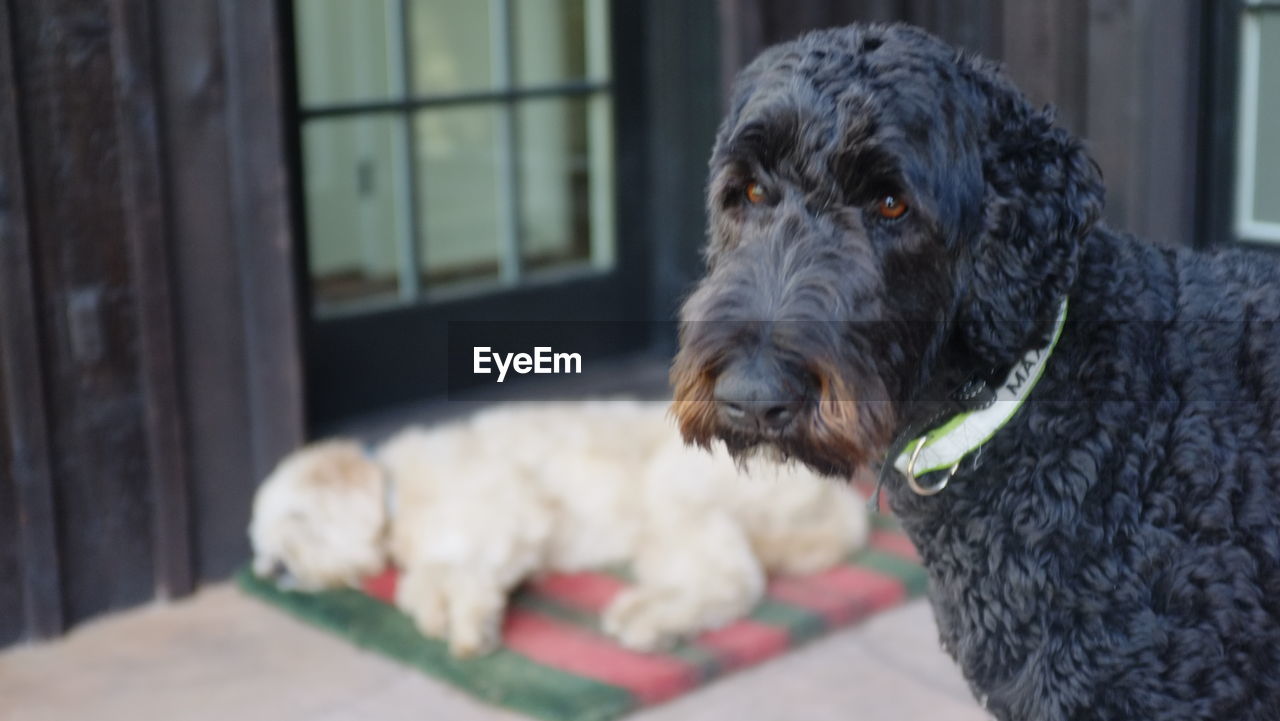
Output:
268,560,289,580
714,360,803,433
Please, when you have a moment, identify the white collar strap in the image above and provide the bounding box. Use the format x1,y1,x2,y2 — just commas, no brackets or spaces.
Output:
892,298,1069,493
361,444,397,520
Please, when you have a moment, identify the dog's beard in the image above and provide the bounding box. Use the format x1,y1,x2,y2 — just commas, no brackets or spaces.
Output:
718,441,789,470
718,408,886,479
721,432,850,478
672,357,896,480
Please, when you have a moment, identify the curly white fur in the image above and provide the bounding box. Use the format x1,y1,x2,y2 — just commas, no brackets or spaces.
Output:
249,401,868,657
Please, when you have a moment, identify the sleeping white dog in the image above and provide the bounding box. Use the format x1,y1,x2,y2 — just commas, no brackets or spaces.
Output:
249,400,868,657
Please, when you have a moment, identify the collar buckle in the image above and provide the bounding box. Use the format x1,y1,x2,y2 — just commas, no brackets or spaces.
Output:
903,436,959,496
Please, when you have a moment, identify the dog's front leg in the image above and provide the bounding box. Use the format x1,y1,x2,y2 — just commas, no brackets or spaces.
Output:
396,565,508,658
602,510,765,651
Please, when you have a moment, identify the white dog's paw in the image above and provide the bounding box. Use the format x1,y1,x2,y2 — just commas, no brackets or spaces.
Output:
396,571,450,639
396,569,506,658
446,604,503,659
603,587,728,652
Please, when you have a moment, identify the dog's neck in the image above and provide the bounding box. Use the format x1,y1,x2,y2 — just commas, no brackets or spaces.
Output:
903,294,1068,431
883,296,1069,489
894,348,1004,447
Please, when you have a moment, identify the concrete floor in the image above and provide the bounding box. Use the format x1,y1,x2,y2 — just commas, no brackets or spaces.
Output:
0,585,988,721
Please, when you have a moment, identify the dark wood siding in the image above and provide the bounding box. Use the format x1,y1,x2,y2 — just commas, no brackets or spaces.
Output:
719,0,1207,248
648,0,723,332
1080,1,1205,248
0,350,21,647
153,0,305,581
5,0,158,627
111,0,194,599
0,0,303,644
0,0,65,642
154,0,259,582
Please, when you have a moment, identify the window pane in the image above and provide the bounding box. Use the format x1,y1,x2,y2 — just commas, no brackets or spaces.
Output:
517,95,615,274
409,0,495,96
512,0,610,87
294,0,399,107
1237,8,1280,240
1251,10,1280,225
303,117,408,312
417,107,505,288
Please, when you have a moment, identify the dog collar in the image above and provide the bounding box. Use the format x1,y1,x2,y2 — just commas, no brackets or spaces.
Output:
893,298,1068,495
361,443,397,518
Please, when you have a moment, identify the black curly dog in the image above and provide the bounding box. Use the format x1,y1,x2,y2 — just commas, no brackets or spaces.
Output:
671,23,1280,721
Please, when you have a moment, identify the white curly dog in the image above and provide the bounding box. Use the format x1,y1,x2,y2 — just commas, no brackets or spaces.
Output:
249,401,868,657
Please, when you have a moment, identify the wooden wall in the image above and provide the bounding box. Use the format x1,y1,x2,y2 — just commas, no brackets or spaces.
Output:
646,0,724,331
0,0,304,645
717,0,1209,248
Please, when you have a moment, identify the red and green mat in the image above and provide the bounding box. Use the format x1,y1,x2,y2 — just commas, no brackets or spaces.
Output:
238,513,926,721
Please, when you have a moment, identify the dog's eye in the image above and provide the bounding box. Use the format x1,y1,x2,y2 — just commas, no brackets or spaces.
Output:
876,195,908,220
745,182,768,205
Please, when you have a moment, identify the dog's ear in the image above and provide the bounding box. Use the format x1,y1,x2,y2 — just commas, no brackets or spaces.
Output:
957,59,1104,366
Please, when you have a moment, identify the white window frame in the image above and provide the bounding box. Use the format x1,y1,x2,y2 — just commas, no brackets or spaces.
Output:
1235,0,1280,242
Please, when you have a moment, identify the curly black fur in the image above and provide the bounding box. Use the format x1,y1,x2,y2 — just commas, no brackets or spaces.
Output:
672,23,1280,720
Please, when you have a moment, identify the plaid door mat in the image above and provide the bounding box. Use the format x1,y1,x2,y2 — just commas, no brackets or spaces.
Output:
239,514,926,721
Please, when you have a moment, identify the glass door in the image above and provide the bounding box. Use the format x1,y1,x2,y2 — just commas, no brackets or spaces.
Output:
285,0,649,424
